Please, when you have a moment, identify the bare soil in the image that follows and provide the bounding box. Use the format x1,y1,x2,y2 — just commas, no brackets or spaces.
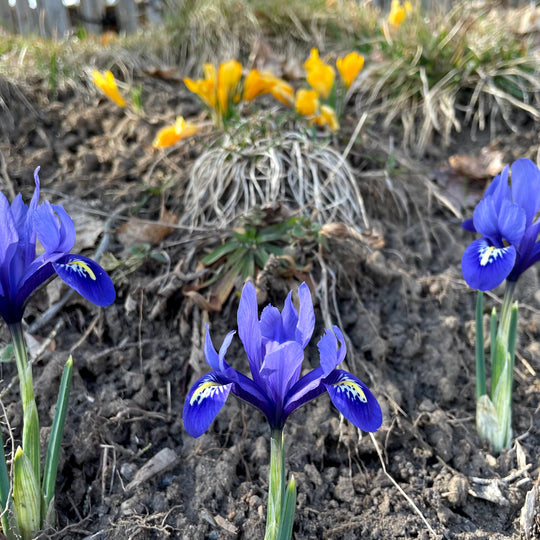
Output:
0,70,539,540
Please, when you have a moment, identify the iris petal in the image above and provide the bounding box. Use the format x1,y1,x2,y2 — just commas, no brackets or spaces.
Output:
473,197,500,243
237,282,263,382
183,372,232,437
323,370,382,432
497,199,525,247
53,254,115,306
295,282,315,347
259,341,304,404
33,201,76,255
511,159,540,226
318,326,347,376
461,238,516,291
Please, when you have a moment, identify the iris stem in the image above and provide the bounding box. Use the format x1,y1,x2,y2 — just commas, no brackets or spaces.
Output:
265,429,285,540
8,323,41,519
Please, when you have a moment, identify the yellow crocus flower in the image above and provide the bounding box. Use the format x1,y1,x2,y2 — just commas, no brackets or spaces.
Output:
217,59,242,113
295,89,320,117
270,79,295,106
184,63,217,110
313,105,340,132
243,69,268,101
306,62,335,100
336,52,365,89
388,0,412,28
92,70,126,107
303,48,324,72
152,116,199,148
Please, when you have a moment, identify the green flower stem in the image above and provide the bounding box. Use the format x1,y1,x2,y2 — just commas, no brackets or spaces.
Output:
8,324,35,410
265,430,296,540
265,429,285,540
8,324,40,482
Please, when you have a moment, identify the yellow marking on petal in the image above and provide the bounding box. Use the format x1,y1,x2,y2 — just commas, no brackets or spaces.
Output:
190,381,221,406
67,261,96,280
336,379,367,402
479,245,495,266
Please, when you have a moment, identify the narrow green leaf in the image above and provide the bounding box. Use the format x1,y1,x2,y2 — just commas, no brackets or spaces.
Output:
0,429,18,540
489,307,497,376
22,401,40,488
201,240,238,265
42,357,73,513
13,447,40,540
277,476,296,540
475,291,486,399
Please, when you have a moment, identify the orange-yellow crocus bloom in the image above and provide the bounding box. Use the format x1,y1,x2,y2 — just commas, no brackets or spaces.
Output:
313,105,340,132
243,70,294,105
92,70,126,107
303,48,325,72
184,63,217,110
217,59,242,113
152,116,199,148
388,0,412,28
306,62,335,100
295,89,320,117
336,52,365,89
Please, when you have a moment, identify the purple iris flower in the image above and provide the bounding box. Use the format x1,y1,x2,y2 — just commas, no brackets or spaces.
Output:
461,159,540,291
183,281,382,437
0,168,115,324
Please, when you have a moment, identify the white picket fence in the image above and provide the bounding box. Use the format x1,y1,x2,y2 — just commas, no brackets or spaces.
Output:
0,0,163,37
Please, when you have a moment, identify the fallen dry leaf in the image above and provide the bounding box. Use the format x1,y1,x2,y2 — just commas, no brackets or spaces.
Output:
448,147,505,180
117,209,178,248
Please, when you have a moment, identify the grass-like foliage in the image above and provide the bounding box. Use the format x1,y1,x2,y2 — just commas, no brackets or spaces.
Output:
181,113,370,232
362,2,540,150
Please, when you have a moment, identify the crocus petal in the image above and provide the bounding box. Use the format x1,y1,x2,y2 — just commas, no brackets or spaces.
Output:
53,254,115,306
237,282,263,383
318,326,347,376
183,372,233,437
461,238,516,291
497,199,526,247
323,370,382,432
510,158,540,226
295,283,315,347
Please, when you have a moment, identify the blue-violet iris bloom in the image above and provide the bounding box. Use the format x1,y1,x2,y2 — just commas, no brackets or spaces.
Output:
183,281,382,437
0,167,115,324
461,158,540,291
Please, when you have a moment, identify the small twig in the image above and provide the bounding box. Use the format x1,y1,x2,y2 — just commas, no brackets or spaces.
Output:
370,433,438,537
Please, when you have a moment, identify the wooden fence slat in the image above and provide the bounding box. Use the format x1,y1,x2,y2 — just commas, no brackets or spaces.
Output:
115,0,137,33
0,2,15,32
39,0,70,38
14,0,38,36
80,0,104,35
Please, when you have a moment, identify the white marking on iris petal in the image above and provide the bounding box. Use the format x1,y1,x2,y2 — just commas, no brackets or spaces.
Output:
64,260,96,280
478,245,504,267
334,377,367,403
190,381,225,406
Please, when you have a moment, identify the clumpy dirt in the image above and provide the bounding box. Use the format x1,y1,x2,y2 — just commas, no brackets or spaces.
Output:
0,65,539,540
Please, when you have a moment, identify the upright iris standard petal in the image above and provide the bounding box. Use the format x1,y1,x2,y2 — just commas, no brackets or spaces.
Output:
323,370,382,432
184,282,383,437
183,372,233,438
53,254,115,307
462,159,540,291
0,168,116,324
510,159,540,225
